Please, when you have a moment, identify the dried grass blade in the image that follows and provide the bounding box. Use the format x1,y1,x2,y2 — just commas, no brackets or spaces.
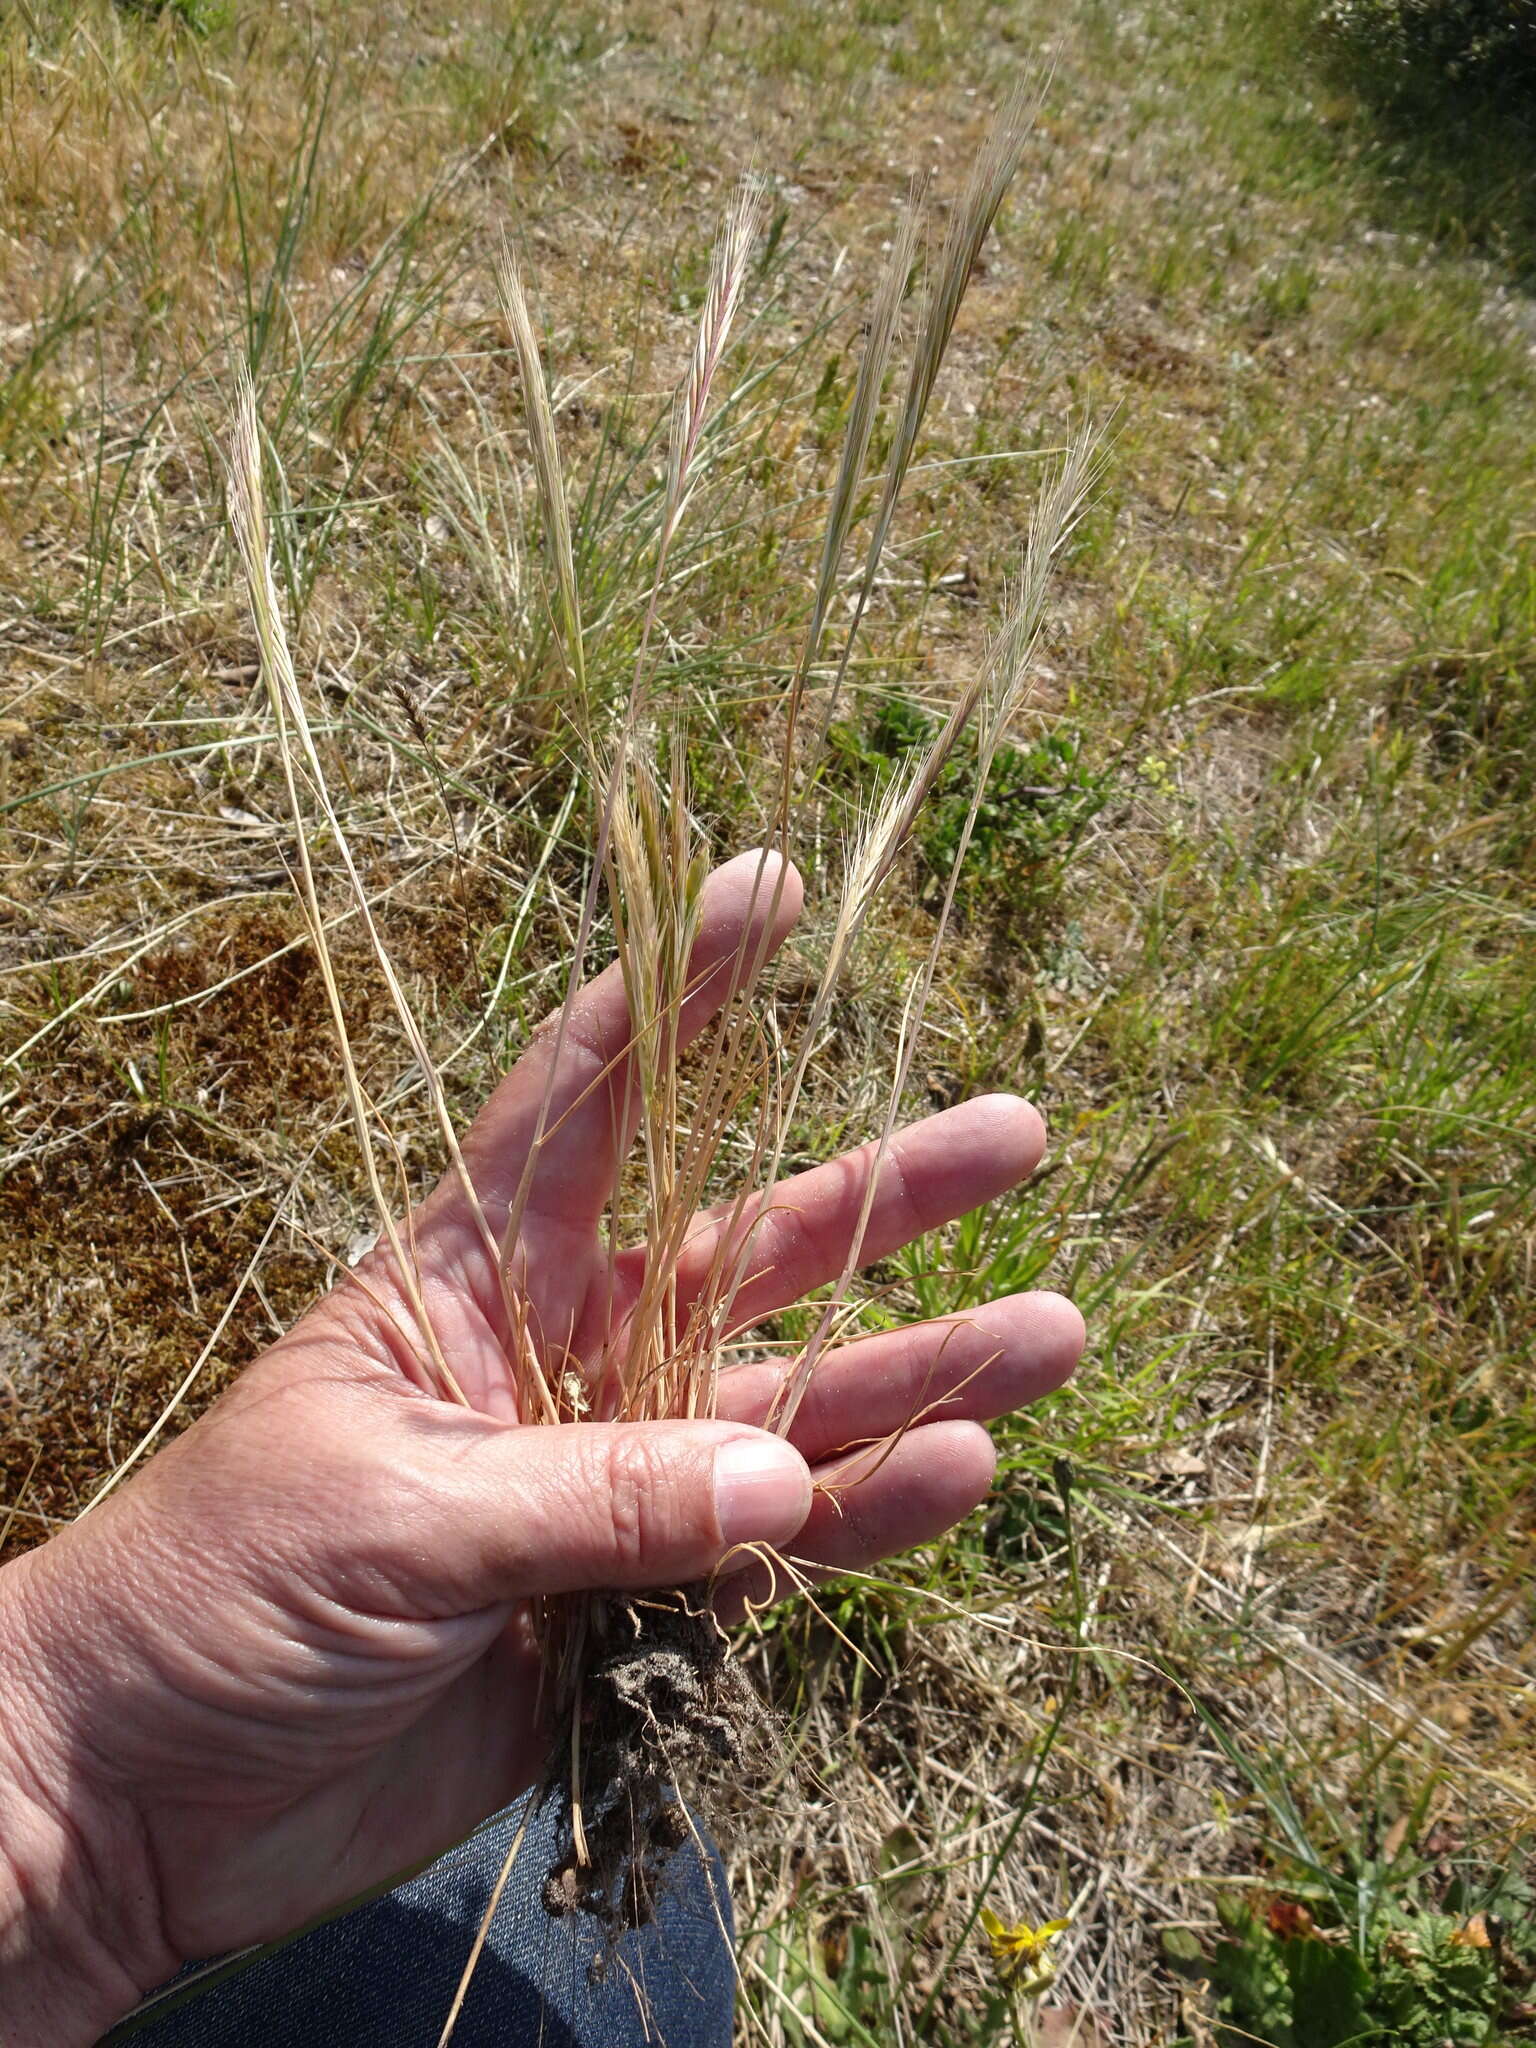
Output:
495,241,586,703
699,101,1041,1163
227,373,467,1404
791,189,923,708
772,427,1102,1434
821,81,1043,729
660,175,765,564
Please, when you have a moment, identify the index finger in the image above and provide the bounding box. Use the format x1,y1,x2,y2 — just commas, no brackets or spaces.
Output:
453,847,803,1243
630,1094,1047,1341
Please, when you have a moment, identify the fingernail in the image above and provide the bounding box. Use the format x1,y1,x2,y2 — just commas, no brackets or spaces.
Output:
713,1435,812,1548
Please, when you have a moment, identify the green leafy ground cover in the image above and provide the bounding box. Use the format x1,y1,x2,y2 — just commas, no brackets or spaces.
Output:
0,0,1531,2039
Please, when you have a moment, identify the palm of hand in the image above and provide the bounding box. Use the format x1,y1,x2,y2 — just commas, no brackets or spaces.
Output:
16,855,1081,1973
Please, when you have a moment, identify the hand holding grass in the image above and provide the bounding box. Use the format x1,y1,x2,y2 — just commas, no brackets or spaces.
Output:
0,850,1082,2048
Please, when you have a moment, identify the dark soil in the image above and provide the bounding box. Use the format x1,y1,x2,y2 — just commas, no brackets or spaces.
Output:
541,1585,766,1935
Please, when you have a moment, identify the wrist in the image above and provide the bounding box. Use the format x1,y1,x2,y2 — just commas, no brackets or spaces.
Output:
0,1549,174,2046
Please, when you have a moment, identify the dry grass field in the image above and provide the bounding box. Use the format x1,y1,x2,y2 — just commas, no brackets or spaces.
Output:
2,1,1533,2041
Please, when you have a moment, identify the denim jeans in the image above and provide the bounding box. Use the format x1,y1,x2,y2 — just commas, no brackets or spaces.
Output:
111,1793,735,2046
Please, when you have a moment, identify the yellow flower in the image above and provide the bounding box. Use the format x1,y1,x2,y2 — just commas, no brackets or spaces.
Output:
979,1908,1072,1996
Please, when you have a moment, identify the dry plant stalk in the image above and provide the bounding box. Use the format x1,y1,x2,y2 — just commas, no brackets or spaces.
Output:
228,84,1096,2024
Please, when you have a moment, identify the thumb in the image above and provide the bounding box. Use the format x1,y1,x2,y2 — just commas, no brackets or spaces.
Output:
377,1410,814,1613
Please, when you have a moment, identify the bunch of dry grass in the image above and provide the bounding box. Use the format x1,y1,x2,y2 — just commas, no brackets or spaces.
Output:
227,84,1097,2034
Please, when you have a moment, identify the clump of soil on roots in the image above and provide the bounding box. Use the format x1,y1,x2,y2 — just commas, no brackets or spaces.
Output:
541,1584,768,1934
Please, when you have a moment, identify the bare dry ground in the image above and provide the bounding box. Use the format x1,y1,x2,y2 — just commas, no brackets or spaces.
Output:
2,1,1533,2042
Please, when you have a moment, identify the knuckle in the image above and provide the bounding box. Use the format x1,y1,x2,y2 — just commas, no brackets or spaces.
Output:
592,1429,688,1578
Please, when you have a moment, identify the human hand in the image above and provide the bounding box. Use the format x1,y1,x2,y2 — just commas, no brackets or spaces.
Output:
0,852,1083,2045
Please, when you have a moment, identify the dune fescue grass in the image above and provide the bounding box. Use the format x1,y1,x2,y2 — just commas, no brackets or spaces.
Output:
4,0,1536,2039
228,99,1109,2028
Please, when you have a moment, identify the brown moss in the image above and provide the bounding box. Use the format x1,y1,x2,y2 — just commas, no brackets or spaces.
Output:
0,1105,318,1559
0,915,387,1558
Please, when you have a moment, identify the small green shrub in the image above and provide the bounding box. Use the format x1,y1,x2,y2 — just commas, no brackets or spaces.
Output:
831,693,1107,933
1166,1868,1536,2048
114,0,232,33
1318,0,1536,94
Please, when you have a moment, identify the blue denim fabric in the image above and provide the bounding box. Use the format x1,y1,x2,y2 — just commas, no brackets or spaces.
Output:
116,1794,734,2046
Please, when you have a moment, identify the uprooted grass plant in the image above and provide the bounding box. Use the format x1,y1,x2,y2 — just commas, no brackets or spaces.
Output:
226,96,1101,2032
